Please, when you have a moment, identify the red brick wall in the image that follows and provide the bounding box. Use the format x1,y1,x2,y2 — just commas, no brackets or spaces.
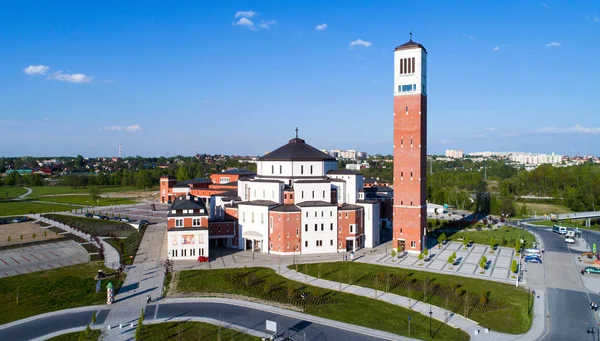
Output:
225,206,238,220
208,221,236,235
160,178,176,203
268,212,301,253
210,174,240,184
166,216,208,229
337,208,363,250
283,191,294,205
393,94,427,252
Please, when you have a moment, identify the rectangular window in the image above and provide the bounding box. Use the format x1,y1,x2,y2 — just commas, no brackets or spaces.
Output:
323,190,325,198
287,242,290,249
251,212,255,223
301,165,304,174
182,249,186,257
321,223,324,231
314,211,317,217
401,84,413,92
271,165,274,174
175,219,183,227
321,211,324,217
279,165,282,174
345,212,348,218
350,224,354,233
296,228,299,236
412,57,415,73
305,241,308,247
306,211,308,217
330,240,333,246
314,224,318,231
316,240,323,247
404,58,407,74
310,165,313,174
411,241,416,248
312,190,315,199
330,223,333,231
407,57,411,74
302,191,304,199
305,224,308,232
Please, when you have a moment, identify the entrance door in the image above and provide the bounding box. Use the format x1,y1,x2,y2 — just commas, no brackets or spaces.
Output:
346,239,354,252
245,239,253,250
398,240,405,252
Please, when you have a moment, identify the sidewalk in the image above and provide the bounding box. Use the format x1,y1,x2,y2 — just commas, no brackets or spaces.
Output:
99,222,167,341
33,214,120,270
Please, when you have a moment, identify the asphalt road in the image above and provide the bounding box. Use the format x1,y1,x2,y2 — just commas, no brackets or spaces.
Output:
522,224,600,341
0,302,392,341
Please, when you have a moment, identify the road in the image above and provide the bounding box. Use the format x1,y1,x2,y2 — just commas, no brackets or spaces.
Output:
521,223,600,341
0,302,396,341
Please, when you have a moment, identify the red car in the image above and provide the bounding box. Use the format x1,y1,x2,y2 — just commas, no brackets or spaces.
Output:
197,256,209,262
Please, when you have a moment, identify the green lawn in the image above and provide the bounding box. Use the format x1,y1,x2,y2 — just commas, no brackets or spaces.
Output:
0,262,124,324
178,267,469,341
29,186,143,198
447,226,537,248
292,262,532,334
0,187,28,200
47,329,100,341
44,214,136,237
39,195,136,206
0,201,74,216
139,322,260,341
515,202,573,215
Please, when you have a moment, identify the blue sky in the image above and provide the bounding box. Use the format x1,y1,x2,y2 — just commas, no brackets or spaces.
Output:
1,0,599,158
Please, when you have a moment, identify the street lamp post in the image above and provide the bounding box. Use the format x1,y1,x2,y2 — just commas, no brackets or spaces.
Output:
301,292,307,312
587,326,599,341
429,304,433,338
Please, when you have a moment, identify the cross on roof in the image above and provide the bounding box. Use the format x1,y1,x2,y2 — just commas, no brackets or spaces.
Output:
295,127,299,138
410,31,412,41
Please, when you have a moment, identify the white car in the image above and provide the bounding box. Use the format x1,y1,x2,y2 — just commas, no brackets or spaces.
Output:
565,237,575,244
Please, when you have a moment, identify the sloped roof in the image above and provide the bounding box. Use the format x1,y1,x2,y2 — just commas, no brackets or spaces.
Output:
167,195,208,217
395,39,427,53
260,137,335,162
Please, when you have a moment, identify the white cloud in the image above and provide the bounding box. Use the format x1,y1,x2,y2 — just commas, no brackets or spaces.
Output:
123,124,142,132
484,127,497,131
492,46,500,51
233,17,254,28
47,71,93,83
315,23,328,31
545,42,560,47
235,11,258,18
259,20,276,29
43,117,51,121
104,124,143,132
501,132,520,137
349,39,372,48
23,65,50,75
537,124,600,134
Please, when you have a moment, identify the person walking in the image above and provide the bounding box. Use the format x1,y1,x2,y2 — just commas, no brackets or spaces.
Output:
146,294,151,304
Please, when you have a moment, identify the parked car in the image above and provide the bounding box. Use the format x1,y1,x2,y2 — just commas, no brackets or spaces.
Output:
120,217,131,223
525,254,541,262
84,213,93,218
585,267,600,274
93,215,101,219
524,248,541,255
565,237,575,244
99,215,109,220
111,217,121,221
525,257,542,264
12,217,28,223
197,256,209,262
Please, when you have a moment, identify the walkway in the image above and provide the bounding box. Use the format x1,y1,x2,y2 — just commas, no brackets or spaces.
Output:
99,221,167,341
17,187,32,199
33,214,120,270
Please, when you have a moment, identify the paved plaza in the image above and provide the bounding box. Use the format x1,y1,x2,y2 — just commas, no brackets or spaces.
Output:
376,241,520,283
0,240,89,278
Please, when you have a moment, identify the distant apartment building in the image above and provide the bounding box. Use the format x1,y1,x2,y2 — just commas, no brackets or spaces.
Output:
508,152,563,165
445,149,463,159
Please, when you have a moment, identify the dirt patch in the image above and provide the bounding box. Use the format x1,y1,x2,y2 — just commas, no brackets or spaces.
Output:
103,190,159,201
0,221,63,246
515,202,573,215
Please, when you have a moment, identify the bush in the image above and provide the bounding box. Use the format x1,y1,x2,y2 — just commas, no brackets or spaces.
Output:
391,249,397,258
511,259,518,273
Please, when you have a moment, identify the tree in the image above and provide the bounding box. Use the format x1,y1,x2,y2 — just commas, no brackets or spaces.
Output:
89,187,101,203
176,166,189,181
462,239,469,250
447,255,454,269
423,248,429,259
418,253,424,265
520,202,529,217
479,256,487,271
489,238,496,253
514,240,521,253
511,259,518,273
437,233,447,248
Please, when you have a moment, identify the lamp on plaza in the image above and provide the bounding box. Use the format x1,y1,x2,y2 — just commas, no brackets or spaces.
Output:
429,304,433,337
301,292,307,312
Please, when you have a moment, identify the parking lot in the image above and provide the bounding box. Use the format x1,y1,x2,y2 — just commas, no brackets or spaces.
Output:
73,203,169,226
0,240,89,278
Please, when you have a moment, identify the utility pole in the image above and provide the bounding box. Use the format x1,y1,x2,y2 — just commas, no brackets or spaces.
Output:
484,163,487,180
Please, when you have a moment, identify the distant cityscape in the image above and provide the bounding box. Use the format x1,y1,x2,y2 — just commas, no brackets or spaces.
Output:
442,149,600,169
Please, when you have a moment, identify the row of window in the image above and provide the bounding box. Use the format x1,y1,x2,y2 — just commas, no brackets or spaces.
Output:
269,240,354,250
305,210,334,218
269,165,316,175
305,223,334,232
300,190,327,200
399,57,416,74
171,248,206,257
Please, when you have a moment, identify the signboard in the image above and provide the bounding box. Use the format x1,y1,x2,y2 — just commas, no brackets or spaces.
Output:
182,234,195,245
266,320,277,333
95,280,101,293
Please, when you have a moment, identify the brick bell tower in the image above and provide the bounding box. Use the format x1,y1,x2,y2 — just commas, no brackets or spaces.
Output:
393,33,427,254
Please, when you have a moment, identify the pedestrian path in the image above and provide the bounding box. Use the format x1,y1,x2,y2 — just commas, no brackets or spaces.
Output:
277,266,545,341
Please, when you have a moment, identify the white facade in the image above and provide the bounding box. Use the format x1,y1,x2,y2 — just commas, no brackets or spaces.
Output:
256,160,338,183
394,42,427,97
299,206,338,254
328,174,363,204
167,229,209,260
293,181,331,204
238,204,271,253
445,149,464,158
357,201,380,248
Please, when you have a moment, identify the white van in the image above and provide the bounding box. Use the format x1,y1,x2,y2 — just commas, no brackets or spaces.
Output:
553,225,567,235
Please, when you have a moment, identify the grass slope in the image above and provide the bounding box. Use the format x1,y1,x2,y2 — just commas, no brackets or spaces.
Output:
293,262,532,334
178,267,469,341
516,202,573,215
29,186,141,198
448,226,536,247
44,214,135,237
106,225,147,264
0,262,124,324
139,322,260,341
38,195,136,206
